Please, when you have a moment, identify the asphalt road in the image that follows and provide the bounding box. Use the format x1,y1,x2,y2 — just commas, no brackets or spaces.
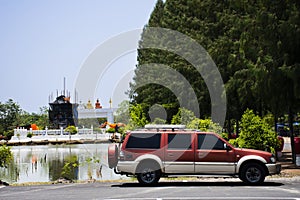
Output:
1,178,300,200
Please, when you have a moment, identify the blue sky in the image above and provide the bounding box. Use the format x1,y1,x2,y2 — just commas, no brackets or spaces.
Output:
0,0,157,113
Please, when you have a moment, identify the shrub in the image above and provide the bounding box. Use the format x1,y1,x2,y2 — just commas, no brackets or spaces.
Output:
64,126,77,135
117,127,125,134
151,118,166,124
187,118,223,134
171,108,196,125
229,139,239,147
27,132,33,138
61,155,79,181
129,104,148,128
237,109,280,153
0,145,13,168
106,127,116,133
220,133,229,141
3,130,14,140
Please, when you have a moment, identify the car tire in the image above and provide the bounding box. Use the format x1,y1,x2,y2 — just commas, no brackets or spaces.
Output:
136,162,161,185
240,163,266,185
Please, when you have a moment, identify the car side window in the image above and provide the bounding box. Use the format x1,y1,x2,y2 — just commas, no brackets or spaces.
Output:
198,134,225,150
168,134,191,149
126,133,161,149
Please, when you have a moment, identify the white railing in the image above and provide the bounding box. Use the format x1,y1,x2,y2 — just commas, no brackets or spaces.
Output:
11,127,111,142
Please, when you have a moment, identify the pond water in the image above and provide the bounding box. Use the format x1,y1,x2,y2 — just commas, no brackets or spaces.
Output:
0,143,127,184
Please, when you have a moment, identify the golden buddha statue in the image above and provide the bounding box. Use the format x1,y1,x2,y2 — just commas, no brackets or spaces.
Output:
86,100,93,109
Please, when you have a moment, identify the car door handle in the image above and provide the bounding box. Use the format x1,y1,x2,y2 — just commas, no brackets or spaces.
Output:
198,152,205,158
168,153,174,157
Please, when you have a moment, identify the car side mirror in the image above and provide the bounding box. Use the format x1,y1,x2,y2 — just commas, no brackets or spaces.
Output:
224,143,231,151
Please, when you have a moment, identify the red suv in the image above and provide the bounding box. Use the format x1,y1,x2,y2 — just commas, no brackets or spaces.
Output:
108,125,281,185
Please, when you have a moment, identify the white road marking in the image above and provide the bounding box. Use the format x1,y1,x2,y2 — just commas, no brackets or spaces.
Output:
0,184,77,197
107,187,169,199
104,198,300,200
263,186,300,195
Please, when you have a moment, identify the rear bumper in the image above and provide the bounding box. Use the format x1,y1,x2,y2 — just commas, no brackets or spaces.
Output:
266,163,281,175
116,161,136,174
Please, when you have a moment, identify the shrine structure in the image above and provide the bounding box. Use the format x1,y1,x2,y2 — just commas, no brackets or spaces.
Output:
77,99,116,123
49,95,78,128
48,78,116,127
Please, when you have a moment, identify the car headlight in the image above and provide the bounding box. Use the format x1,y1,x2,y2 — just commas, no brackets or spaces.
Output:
270,155,276,163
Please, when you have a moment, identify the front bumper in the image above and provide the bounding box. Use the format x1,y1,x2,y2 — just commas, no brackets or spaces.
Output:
266,163,281,175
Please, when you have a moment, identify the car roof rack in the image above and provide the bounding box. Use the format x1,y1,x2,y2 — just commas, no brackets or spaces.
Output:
144,124,186,131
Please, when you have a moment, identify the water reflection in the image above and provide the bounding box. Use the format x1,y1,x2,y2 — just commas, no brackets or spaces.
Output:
0,143,125,184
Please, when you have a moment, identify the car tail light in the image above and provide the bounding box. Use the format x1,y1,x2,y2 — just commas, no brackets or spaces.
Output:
119,150,125,161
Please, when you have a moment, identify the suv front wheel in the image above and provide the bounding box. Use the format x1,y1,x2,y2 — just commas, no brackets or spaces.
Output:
136,162,161,185
240,163,266,185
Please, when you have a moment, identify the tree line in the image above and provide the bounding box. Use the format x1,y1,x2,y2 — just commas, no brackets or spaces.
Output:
129,0,300,134
0,99,49,139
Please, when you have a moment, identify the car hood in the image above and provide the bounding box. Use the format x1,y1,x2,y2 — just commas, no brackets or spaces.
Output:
235,148,272,157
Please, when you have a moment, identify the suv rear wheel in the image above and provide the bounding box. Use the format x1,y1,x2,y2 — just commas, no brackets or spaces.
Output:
240,163,266,185
136,162,161,185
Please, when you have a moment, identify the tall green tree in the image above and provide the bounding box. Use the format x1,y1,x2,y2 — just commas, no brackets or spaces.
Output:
130,0,300,131
115,100,130,124
0,99,20,133
16,106,50,130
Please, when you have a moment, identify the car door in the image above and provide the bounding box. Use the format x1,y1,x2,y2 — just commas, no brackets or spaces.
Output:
163,132,195,173
194,133,236,174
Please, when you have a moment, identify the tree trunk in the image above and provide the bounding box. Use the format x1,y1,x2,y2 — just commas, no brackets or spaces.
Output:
274,114,278,134
274,114,278,160
289,107,296,164
227,118,232,136
236,119,239,137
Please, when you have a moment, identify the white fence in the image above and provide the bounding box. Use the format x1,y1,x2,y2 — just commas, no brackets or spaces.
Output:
10,127,111,142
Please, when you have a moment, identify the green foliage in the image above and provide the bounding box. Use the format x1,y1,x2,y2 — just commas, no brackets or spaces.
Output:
78,118,104,129
0,145,13,168
129,104,148,128
171,108,196,125
27,132,33,138
0,99,20,133
78,118,106,129
61,155,79,181
187,118,223,134
115,100,130,124
117,127,125,135
262,114,275,129
151,118,167,124
85,156,100,164
16,106,50,130
228,138,239,147
3,130,14,140
64,126,77,135
36,106,50,129
236,109,280,153
129,0,300,130
220,133,229,141
106,127,116,133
